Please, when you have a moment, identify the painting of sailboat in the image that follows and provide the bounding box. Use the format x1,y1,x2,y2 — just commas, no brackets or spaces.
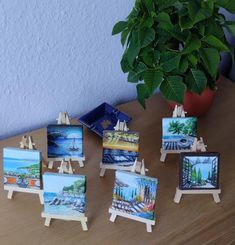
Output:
102,131,139,166
47,125,83,159
3,148,41,189
111,171,158,220
43,173,86,216
180,153,219,190
162,117,197,151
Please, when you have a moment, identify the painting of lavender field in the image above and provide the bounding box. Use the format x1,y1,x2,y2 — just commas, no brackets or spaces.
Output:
3,148,41,189
180,153,219,190
47,125,83,159
102,131,139,166
111,171,158,220
162,117,197,150
43,173,86,216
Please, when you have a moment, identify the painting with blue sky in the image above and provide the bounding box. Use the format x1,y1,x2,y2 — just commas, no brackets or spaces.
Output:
180,153,219,190
162,117,197,150
3,147,41,189
111,171,158,220
47,125,83,159
43,173,86,216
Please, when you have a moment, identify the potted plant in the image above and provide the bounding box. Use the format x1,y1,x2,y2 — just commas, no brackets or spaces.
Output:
112,0,235,116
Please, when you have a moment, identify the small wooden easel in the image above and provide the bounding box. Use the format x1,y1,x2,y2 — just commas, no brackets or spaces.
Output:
41,212,88,231
109,167,155,232
4,136,44,204
113,120,129,131
47,112,85,173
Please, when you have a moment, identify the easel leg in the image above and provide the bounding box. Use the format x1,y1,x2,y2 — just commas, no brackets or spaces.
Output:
146,223,152,233
160,152,167,162
7,190,14,199
212,193,221,203
48,161,54,169
81,220,88,231
174,188,182,204
100,168,106,177
39,192,44,204
67,160,73,174
78,160,84,168
109,213,117,222
44,217,51,227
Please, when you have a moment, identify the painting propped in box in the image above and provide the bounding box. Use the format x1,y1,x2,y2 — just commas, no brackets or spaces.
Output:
102,130,139,166
43,173,86,216
162,117,197,151
180,152,220,190
111,171,158,221
47,125,83,160
3,147,41,189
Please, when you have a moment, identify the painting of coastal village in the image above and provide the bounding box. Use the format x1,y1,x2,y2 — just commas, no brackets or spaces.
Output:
111,171,158,220
3,148,41,189
47,125,83,159
102,131,139,166
180,153,219,190
43,173,86,216
162,117,197,150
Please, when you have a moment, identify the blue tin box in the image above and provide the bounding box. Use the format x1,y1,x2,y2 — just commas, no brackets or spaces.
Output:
79,102,132,137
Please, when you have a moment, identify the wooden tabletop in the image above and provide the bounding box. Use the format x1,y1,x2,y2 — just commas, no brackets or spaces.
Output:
0,76,235,245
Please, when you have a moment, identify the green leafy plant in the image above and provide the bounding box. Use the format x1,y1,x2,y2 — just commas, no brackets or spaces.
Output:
112,0,235,107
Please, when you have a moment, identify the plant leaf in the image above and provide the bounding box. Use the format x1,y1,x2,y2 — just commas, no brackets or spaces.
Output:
199,48,220,80
121,29,129,47
137,83,149,108
143,70,163,94
138,28,155,48
160,76,186,103
161,52,181,72
112,21,128,35
182,35,201,54
215,0,235,14
225,21,235,36
127,62,147,83
186,69,207,94
202,35,230,52
127,30,140,65
121,52,131,73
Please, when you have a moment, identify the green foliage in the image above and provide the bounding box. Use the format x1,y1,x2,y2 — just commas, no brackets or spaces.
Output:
63,179,86,194
112,0,235,107
168,120,184,134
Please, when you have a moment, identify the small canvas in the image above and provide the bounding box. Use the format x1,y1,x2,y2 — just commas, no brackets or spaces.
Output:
43,173,86,216
162,117,197,150
180,153,219,190
3,148,41,189
102,131,139,166
111,171,158,220
47,125,83,160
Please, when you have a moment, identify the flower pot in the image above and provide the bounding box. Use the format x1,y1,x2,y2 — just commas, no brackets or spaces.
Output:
28,179,36,186
6,176,17,184
168,88,215,117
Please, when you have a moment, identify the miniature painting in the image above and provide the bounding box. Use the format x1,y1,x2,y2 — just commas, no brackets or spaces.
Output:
102,131,139,166
162,117,197,150
43,173,86,216
180,153,219,190
47,125,83,159
3,148,41,189
111,171,158,220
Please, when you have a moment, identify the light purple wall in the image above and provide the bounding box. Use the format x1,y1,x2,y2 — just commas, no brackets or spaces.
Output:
0,0,135,139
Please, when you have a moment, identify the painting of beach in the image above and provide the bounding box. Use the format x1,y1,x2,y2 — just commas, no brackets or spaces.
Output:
43,173,86,216
180,153,219,190
3,148,41,189
111,171,158,220
47,125,83,159
162,117,197,150
102,130,139,166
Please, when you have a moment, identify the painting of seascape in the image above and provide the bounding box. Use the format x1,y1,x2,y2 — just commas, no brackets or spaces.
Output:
111,171,158,220
43,173,86,216
180,153,219,190
47,125,83,159
162,117,197,150
3,148,41,189
102,131,139,166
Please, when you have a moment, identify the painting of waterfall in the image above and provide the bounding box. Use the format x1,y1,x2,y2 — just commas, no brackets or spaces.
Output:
111,171,158,220
47,125,83,159
180,153,219,190
43,173,86,216
162,117,197,150
102,130,139,166
3,147,41,189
